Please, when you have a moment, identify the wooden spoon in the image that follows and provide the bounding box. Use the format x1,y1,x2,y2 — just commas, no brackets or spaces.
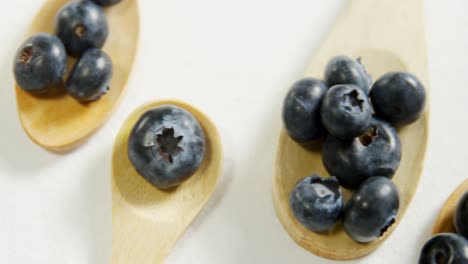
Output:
15,0,139,152
432,179,468,235
273,0,429,260
111,100,223,264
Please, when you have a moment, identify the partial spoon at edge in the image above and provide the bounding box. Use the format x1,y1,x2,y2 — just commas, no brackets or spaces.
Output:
111,100,223,264
273,0,429,260
15,0,139,152
432,179,468,235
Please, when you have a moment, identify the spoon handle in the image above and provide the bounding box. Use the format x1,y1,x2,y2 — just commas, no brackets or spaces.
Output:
110,196,180,263
305,0,426,77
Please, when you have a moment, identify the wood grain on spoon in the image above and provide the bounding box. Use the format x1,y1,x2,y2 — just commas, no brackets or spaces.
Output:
111,100,223,264
15,0,139,152
432,179,468,235
273,0,429,260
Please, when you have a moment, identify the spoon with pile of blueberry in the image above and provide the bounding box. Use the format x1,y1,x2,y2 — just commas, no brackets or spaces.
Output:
273,0,429,260
275,54,428,259
284,54,426,243
12,0,138,151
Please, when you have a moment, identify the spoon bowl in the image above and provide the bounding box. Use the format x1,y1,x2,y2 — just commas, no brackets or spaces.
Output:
273,0,429,260
111,100,223,263
15,0,139,152
432,179,468,235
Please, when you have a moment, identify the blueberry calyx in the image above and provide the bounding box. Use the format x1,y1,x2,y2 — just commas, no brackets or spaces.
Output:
155,127,184,164
435,252,446,263
392,106,402,115
379,216,395,237
359,126,378,147
19,46,33,64
74,24,86,38
307,176,341,199
344,89,364,112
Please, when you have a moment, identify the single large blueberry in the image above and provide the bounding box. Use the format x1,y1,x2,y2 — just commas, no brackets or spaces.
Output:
321,84,372,140
322,118,401,189
343,177,399,243
91,0,122,6
66,48,112,102
455,191,468,239
419,233,468,264
290,174,343,232
370,72,426,126
324,55,372,95
282,78,328,143
13,33,67,94
55,0,109,57
128,105,205,189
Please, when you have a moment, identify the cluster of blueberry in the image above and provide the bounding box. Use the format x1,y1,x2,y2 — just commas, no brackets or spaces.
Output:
419,192,468,263
283,55,426,243
128,105,206,190
13,0,120,102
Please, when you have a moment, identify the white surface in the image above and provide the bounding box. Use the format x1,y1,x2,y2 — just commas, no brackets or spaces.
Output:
0,0,467,263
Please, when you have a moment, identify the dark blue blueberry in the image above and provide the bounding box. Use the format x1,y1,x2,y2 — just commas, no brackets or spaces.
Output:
290,174,343,232
370,72,426,126
419,233,468,264
13,33,67,94
91,0,122,6
282,78,328,143
66,48,112,102
55,0,108,57
455,191,468,239
322,118,401,189
324,55,372,95
321,84,372,140
343,177,399,243
128,105,206,189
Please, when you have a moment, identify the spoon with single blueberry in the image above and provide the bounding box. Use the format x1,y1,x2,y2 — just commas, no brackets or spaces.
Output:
13,0,138,151
273,0,429,260
111,100,222,263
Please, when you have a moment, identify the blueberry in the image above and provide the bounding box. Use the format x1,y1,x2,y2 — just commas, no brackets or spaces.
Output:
370,72,426,126
13,33,67,94
282,78,328,142
343,177,399,243
55,0,109,57
324,55,372,95
455,191,468,239
128,105,205,189
290,174,343,232
65,48,112,102
419,233,468,264
322,118,401,189
320,84,372,140
91,0,122,6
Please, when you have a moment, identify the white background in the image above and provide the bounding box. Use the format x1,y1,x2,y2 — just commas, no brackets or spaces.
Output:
0,0,467,263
